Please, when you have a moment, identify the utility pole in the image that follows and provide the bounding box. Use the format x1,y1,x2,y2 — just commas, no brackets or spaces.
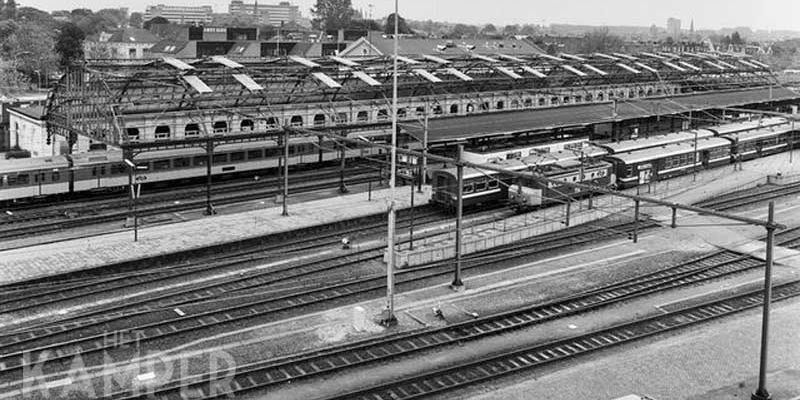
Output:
282,129,289,216
452,144,465,290
419,108,428,192
752,202,776,400
381,0,399,327
692,111,698,182
204,139,216,215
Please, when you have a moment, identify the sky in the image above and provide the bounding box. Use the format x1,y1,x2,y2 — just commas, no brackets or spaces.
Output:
20,0,800,31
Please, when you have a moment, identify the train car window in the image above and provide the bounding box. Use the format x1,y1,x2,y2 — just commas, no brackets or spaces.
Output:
247,149,263,159
7,175,16,186
397,108,407,119
265,148,282,157
488,180,499,189
463,183,474,194
213,154,228,164
173,158,191,168
356,111,369,122
193,156,207,166
92,167,97,176
153,160,171,170
230,152,246,162
266,117,279,129
34,173,39,183
185,123,200,136
475,181,487,191
100,166,107,175
52,171,61,181
16,174,29,185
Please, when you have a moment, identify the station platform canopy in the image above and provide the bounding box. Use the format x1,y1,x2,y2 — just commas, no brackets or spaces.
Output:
404,86,800,144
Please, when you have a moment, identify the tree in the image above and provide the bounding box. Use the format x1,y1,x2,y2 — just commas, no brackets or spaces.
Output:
129,12,143,28
3,0,16,20
581,28,624,53
85,41,113,59
55,22,85,67
310,0,355,31
4,22,57,79
447,23,478,39
143,16,169,30
480,23,496,37
384,13,412,35
503,24,520,36
731,31,744,45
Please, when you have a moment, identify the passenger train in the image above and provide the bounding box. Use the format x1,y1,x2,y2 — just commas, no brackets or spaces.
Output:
430,117,799,211
0,130,394,202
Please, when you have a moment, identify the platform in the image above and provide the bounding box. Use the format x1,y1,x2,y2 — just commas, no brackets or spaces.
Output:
0,186,431,285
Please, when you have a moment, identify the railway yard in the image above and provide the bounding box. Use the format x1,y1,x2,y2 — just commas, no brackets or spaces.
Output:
2,48,800,400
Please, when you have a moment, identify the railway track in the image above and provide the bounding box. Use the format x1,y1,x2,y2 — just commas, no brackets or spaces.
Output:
325,280,800,400
0,171,379,240
694,180,800,211
0,218,656,385
98,248,768,400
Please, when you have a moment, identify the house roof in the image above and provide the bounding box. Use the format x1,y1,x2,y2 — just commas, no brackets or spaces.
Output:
149,39,190,54
107,27,160,44
342,36,544,57
8,105,46,120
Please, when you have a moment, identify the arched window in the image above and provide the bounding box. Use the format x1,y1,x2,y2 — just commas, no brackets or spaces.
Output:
266,117,279,129
496,101,504,110
449,104,459,114
466,103,475,113
415,106,425,116
433,105,443,115
335,113,347,125
480,102,489,111
550,97,559,105
585,94,593,102
597,92,605,101
511,100,520,109
377,109,389,120
184,123,200,136
155,125,171,139
313,114,326,127
524,98,533,107
240,119,254,131
647,88,654,96
290,115,303,126
397,108,406,119
357,111,369,122
213,121,228,133
562,96,570,104
638,89,645,97
126,127,139,141
538,98,546,106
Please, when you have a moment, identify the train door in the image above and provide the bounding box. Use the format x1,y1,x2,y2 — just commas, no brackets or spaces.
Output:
637,165,652,185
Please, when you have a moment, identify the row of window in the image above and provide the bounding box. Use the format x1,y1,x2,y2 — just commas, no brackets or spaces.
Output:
463,179,500,194
663,152,697,169
125,86,671,140
3,171,62,187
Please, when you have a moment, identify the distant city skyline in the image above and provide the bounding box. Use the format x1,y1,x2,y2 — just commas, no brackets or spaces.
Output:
21,0,800,32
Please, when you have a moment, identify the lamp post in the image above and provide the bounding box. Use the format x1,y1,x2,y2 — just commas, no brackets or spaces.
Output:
33,70,41,89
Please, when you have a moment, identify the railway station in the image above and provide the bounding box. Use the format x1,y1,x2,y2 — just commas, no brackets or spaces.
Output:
2,7,800,400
